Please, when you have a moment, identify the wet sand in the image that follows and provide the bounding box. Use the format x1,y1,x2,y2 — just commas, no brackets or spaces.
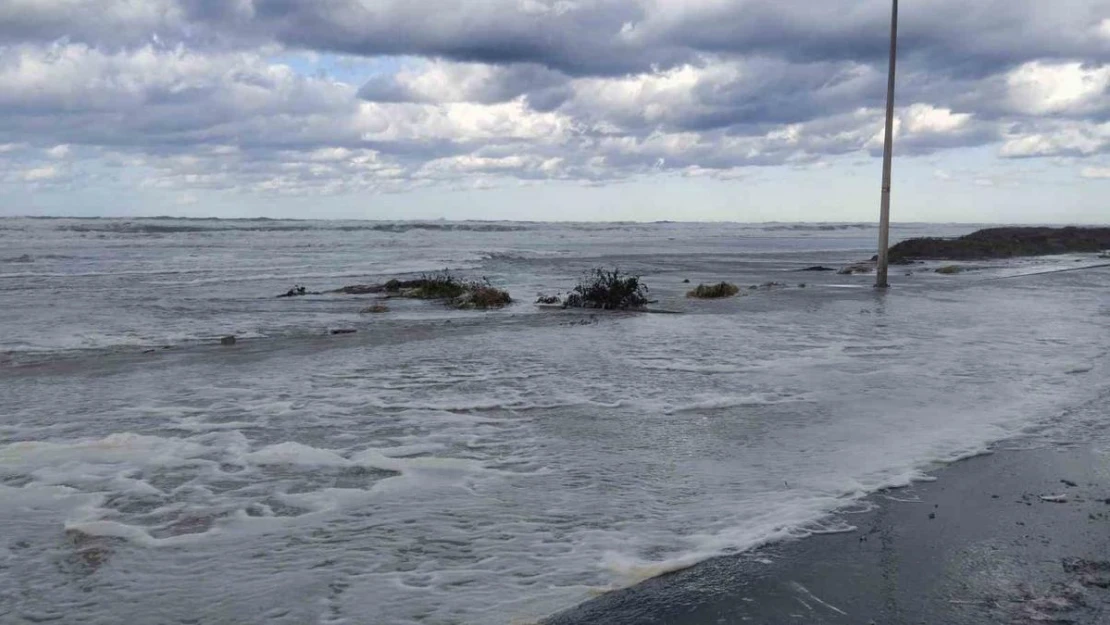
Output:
547,443,1110,624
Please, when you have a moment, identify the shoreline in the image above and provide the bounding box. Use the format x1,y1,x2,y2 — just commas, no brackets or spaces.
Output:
546,441,1110,624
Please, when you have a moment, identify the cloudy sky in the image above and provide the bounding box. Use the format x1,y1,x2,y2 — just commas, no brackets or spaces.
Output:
1,0,1108,222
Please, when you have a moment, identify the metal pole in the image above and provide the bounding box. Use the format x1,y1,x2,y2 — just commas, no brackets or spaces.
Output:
875,0,899,289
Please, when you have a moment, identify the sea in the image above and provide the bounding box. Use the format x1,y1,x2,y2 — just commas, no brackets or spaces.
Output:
1,217,1108,624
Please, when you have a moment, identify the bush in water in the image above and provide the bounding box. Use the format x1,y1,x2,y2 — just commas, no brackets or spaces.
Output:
687,282,741,299
564,268,649,310
450,281,513,310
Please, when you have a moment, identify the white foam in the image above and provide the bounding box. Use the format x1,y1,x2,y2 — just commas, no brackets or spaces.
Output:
0,433,211,470
662,393,800,413
275,487,380,512
351,448,488,475
244,442,351,467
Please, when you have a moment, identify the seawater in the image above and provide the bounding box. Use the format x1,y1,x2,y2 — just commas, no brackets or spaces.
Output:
2,218,1109,624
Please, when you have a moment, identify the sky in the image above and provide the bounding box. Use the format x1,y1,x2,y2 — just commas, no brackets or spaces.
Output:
0,0,1108,222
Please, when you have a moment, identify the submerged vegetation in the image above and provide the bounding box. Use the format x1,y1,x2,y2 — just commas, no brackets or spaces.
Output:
450,280,513,310
687,282,741,299
390,272,513,310
329,270,512,311
400,272,469,300
935,265,964,275
564,268,649,310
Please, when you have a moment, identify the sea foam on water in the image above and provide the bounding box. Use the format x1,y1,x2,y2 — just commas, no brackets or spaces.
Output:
1,218,1108,624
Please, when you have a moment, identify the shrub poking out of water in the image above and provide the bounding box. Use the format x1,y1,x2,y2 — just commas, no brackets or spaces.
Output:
535,294,561,305
687,282,740,299
450,281,513,310
406,271,468,300
564,268,649,310
378,271,512,310
935,265,963,275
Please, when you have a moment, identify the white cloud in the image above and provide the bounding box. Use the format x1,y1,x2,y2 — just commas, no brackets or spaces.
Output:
1006,61,1110,115
1000,121,1110,157
1080,166,1110,179
901,104,971,134
1098,19,1110,41
22,164,59,181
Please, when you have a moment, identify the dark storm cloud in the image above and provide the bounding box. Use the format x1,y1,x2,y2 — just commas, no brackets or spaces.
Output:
185,1,1110,78
219,0,663,77
652,1,1108,71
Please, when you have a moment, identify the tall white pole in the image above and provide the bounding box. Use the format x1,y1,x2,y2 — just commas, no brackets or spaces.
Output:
875,0,899,289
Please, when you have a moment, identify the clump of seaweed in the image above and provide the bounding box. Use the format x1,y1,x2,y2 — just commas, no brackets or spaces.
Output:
935,265,964,275
405,271,468,300
535,294,561,305
564,268,649,310
687,282,740,299
360,304,390,314
450,280,513,310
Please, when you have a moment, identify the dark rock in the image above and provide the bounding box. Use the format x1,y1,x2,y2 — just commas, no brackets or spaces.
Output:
278,285,319,297
329,284,383,295
1061,479,1079,487
682,278,691,283
220,336,236,346
889,227,1110,262
327,279,440,296
800,266,835,272
330,329,357,335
